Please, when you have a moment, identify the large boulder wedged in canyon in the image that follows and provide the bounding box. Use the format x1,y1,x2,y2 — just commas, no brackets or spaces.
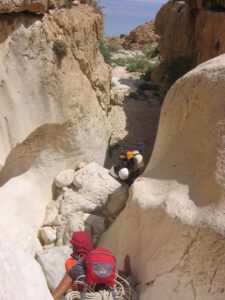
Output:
0,6,110,253
100,55,225,300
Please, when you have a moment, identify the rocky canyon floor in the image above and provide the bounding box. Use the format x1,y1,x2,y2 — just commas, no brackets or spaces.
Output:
105,64,162,168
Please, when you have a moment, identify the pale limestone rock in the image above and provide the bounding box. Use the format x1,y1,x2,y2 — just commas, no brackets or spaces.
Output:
72,162,122,209
73,0,79,6
75,161,87,171
58,189,97,215
37,246,71,291
72,176,83,190
55,169,76,188
40,227,57,245
0,6,110,252
0,236,52,300
0,212,41,256
83,213,106,237
56,212,85,245
106,185,129,217
100,55,225,300
43,201,59,226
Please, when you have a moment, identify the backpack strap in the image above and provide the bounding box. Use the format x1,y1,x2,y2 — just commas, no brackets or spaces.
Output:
80,285,88,300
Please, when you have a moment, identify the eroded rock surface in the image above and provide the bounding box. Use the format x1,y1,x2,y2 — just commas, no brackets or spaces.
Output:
100,55,225,300
0,236,52,299
152,0,225,90
0,0,66,13
125,21,158,46
36,245,71,291
0,6,110,252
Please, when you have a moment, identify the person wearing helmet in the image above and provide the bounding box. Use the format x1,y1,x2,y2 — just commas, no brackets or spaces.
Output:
115,143,145,184
118,167,130,180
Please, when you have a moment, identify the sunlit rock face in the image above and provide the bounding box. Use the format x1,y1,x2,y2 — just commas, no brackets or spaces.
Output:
155,0,225,65
0,0,66,14
0,5,110,252
0,236,53,300
152,1,225,90
100,55,225,300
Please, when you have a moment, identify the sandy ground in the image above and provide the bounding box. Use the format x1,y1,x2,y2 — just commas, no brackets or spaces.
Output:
104,66,162,168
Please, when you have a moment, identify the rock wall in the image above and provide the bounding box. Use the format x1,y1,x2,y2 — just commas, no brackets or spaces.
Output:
0,235,52,300
0,5,110,253
124,21,158,46
152,0,225,89
0,0,66,13
155,1,225,64
100,55,225,300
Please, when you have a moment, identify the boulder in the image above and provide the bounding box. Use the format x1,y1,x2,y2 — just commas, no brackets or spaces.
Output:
56,212,85,245
43,201,59,226
100,55,225,299
55,169,76,188
40,227,57,245
0,236,52,300
106,185,129,217
125,21,158,46
57,188,97,215
36,246,71,291
82,213,106,244
72,162,122,210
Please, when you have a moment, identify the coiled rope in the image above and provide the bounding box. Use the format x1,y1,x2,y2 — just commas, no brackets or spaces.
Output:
65,273,137,300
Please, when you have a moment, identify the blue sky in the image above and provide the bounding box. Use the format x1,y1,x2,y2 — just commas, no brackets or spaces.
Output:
98,0,167,36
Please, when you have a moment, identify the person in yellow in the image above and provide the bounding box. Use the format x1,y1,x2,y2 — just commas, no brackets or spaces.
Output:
117,143,145,184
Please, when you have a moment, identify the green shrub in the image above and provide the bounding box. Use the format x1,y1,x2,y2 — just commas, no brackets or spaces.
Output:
141,63,156,81
112,57,126,66
90,0,104,15
53,39,67,58
127,57,148,72
98,40,111,65
145,47,159,59
64,0,73,9
106,40,121,53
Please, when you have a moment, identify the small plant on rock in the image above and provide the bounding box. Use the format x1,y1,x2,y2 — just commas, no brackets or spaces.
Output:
98,40,111,65
53,39,67,59
141,63,157,81
112,57,126,66
127,57,148,73
64,0,73,9
145,47,159,59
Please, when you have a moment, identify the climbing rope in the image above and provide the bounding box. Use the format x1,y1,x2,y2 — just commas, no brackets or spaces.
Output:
65,273,137,300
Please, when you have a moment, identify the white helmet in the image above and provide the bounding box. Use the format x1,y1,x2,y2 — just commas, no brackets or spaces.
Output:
118,168,129,180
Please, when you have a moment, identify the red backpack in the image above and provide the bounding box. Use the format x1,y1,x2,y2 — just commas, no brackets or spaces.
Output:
83,247,116,288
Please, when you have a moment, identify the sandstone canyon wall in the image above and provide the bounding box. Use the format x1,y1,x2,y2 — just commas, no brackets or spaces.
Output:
152,0,225,89
0,3,110,257
100,54,225,300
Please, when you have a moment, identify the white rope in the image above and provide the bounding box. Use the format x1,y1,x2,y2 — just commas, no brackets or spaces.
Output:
65,273,137,300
